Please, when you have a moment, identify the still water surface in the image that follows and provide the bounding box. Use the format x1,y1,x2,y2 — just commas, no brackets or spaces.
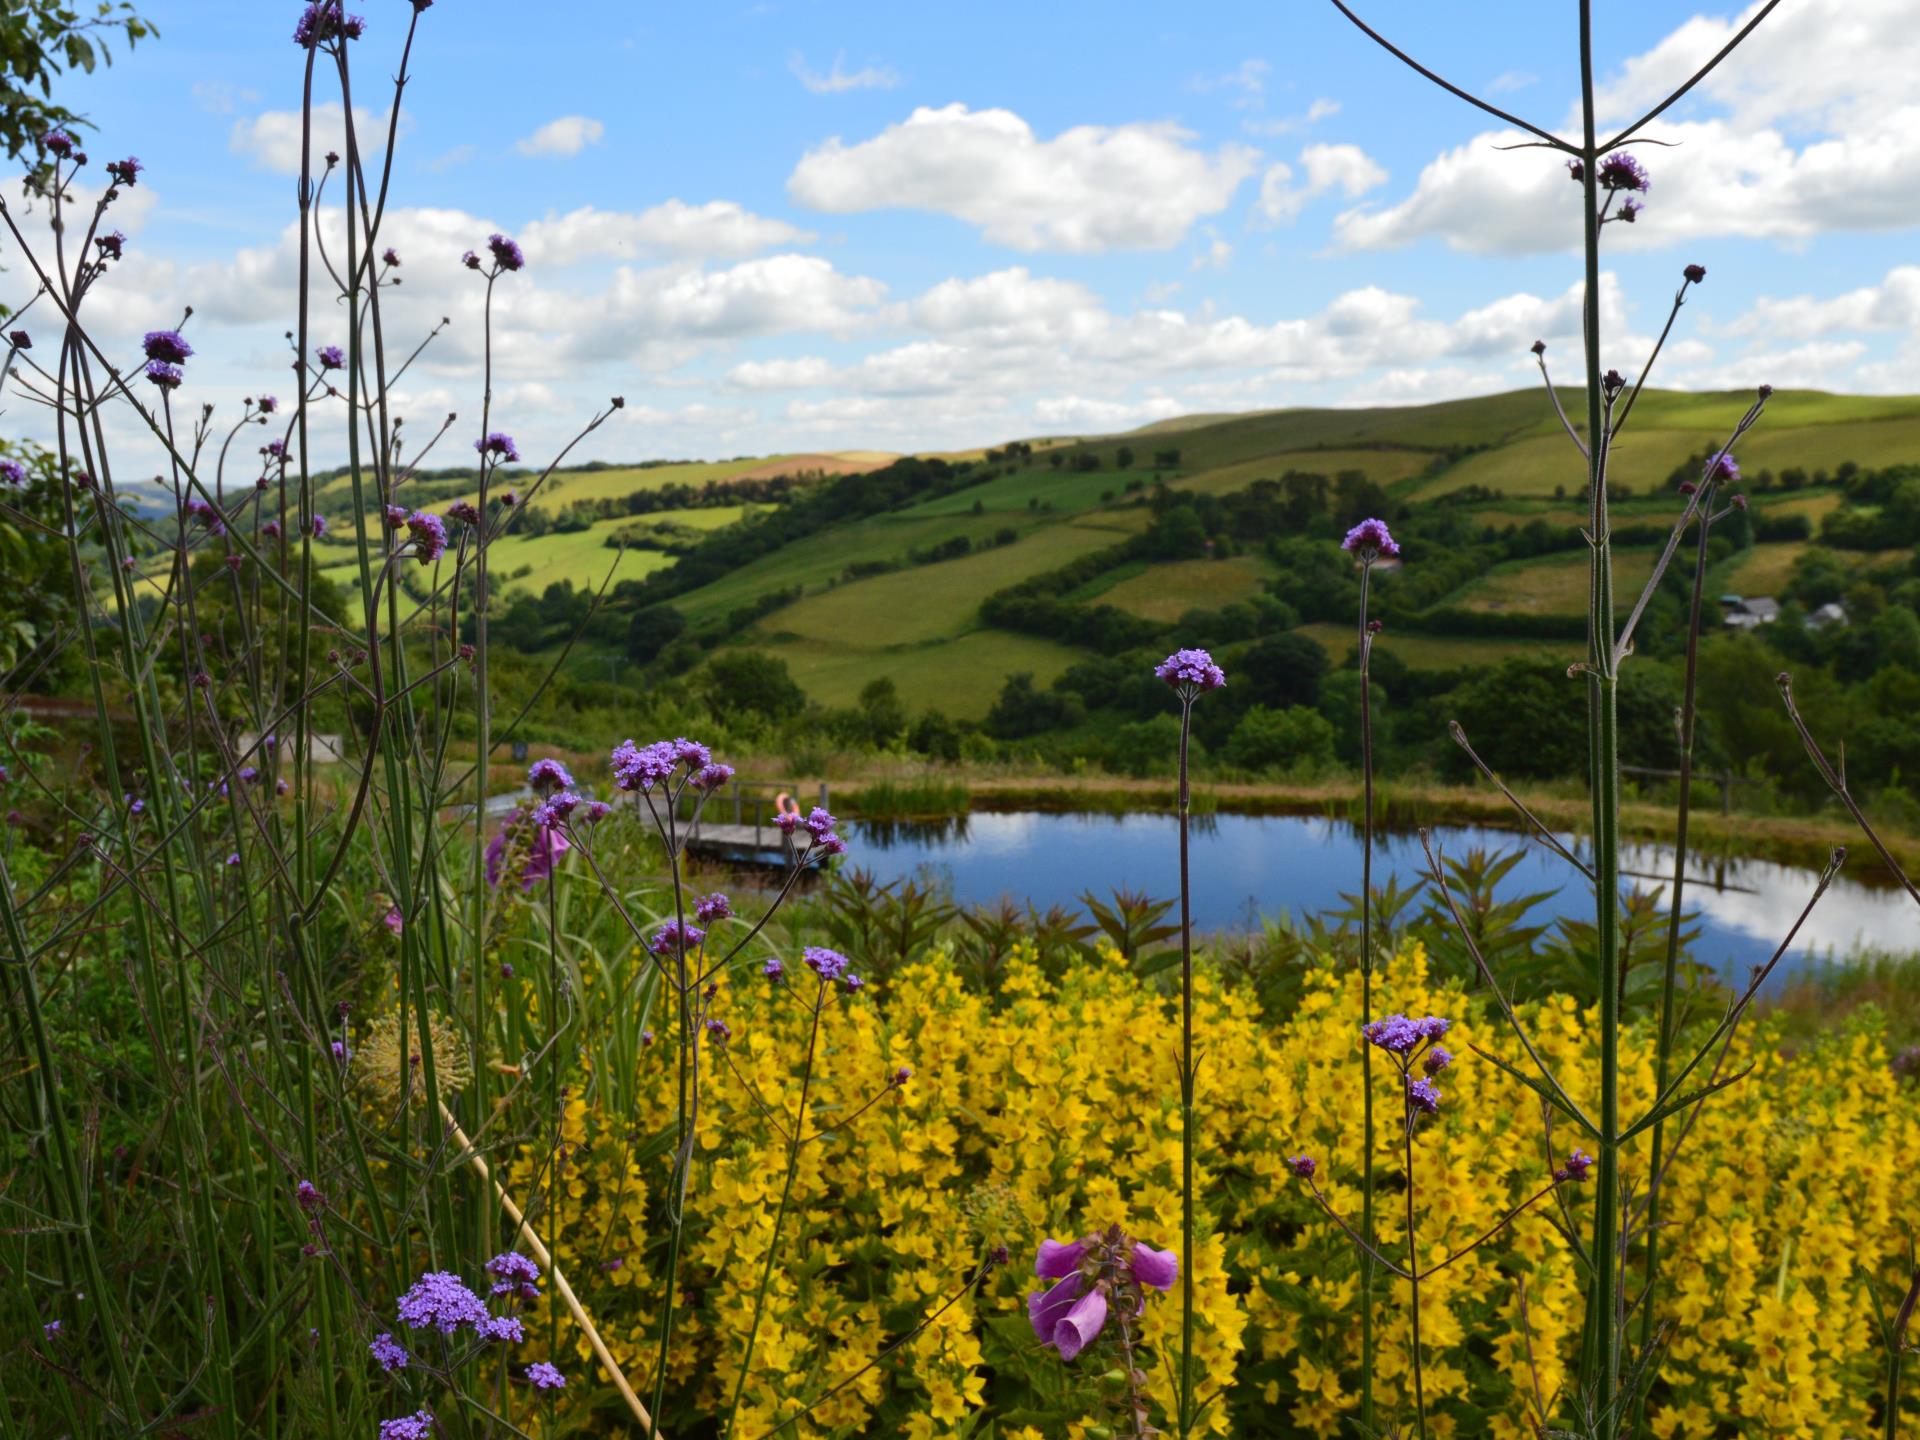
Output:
843,810,1916,982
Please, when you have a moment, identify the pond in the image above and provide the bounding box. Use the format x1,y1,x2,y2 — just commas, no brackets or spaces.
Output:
841,810,1917,984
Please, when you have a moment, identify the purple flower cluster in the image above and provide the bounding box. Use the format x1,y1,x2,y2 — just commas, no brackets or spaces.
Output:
1342,517,1400,559
475,432,520,463
317,345,345,370
395,1271,488,1334
694,892,733,923
802,946,851,981
610,735,728,796
0,460,25,485
1027,1231,1179,1362
1554,1148,1595,1184
42,128,74,157
1703,451,1740,483
1362,1014,1450,1054
527,758,574,795
377,1412,433,1440
186,498,227,535
1598,152,1650,193
107,157,141,187
1285,1154,1316,1179
478,1314,524,1343
145,361,183,391
486,1250,542,1301
368,1332,410,1372
527,1361,567,1390
487,233,525,272
143,330,193,365
447,499,480,526
648,920,705,957
294,2,365,47
1155,647,1226,692
405,509,447,564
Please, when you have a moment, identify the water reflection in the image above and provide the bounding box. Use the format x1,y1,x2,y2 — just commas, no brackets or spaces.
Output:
842,810,1916,981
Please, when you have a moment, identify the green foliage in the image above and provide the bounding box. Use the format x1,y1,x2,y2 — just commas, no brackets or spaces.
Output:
1224,705,1336,773
1107,714,1186,778
703,648,805,721
0,1,152,169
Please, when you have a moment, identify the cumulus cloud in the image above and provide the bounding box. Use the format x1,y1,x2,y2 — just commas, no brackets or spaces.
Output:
229,102,404,176
520,200,814,264
514,116,605,157
1256,142,1386,224
790,52,900,94
1340,0,1920,254
1724,265,1920,339
788,103,1259,252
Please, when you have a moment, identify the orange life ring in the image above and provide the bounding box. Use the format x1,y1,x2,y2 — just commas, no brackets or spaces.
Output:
773,792,802,818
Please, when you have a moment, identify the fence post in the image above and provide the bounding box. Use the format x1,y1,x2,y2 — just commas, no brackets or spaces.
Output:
1721,771,1733,816
732,782,742,826
819,780,830,812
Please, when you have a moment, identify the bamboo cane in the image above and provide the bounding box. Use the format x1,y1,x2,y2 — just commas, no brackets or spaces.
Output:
439,1102,657,1435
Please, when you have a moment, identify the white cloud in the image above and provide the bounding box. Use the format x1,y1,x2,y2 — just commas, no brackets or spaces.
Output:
1343,0,1920,255
727,356,836,390
1724,265,1920,338
1034,394,1184,429
788,103,1259,253
514,116,605,158
229,102,403,176
520,200,814,264
1191,235,1233,271
1256,142,1386,224
1194,59,1270,108
1335,111,1920,254
790,52,899,94
1244,97,1339,138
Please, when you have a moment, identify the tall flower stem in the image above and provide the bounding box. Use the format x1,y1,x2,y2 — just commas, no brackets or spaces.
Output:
1175,692,1197,1440
1637,480,1715,1407
1356,561,1378,1431
1402,1114,1427,1438
1575,0,1625,1405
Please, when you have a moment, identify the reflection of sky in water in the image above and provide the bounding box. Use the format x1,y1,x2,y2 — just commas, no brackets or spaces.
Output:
845,811,1919,981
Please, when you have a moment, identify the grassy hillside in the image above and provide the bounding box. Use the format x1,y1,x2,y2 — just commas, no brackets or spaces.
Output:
293,386,1919,716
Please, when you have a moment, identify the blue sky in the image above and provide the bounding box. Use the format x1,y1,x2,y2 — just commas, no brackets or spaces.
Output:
10,0,1918,463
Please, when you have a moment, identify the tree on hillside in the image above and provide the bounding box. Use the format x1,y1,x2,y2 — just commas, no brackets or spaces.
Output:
703,649,805,721
1116,445,1134,470
625,603,685,664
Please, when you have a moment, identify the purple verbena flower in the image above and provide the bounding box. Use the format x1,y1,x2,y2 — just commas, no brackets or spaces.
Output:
1684,263,1707,284
42,129,74,157
257,394,278,414
1555,1148,1595,1183
705,1017,732,1045
474,432,520,463
762,957,785,980
1405,1076,1442,1116
1286,1153,1317,1179
1598,152,1650,192
106,157,142,187
486,1251,542,1299
527,758,574,795
1423,1046,1453,1076
295,2,365,47
648,920,705,957
95,231,125,261
447,499,480,525
311,514,328,538
802,946,850,980
477,1314,524,1343
1342,517,1400,558
406,509,447,564
382,247,401,267
1155,647,1226,692
8,330,29,350
145,360,183,391
186,498,227,535
395,1271,488,1334
1705,451,1740,483
383,504,407,530
672,737,712,768
487,233,525,272
0,460,24,485
316,345,345,370
368,1332,410,1372
377,1412,434,1440
527,1361,566,1390
143,330,193,365
694,892,732,923
610,738,676,791
804,806,837,840
692,762,735,791
295,1179,324,1213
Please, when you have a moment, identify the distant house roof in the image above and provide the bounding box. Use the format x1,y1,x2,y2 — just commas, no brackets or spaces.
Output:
1740,596,1780,621
1807,601,1849,630
1718,593,1745,606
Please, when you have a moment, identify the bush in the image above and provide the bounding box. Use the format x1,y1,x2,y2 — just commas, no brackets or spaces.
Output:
1224,705,1336,772
1106,714,1187,778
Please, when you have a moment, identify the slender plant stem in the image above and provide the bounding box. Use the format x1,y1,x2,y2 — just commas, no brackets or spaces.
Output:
1176,693,1197,1440
1576,0,1626,1409
1356,560,1378,1432
1637,484,1714,1413
1403,1108,1427,1438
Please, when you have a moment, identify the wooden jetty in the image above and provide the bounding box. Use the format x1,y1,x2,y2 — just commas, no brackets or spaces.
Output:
684,780,831,867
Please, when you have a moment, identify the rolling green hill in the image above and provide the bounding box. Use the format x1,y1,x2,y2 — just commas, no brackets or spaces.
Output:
312,387,1920,716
